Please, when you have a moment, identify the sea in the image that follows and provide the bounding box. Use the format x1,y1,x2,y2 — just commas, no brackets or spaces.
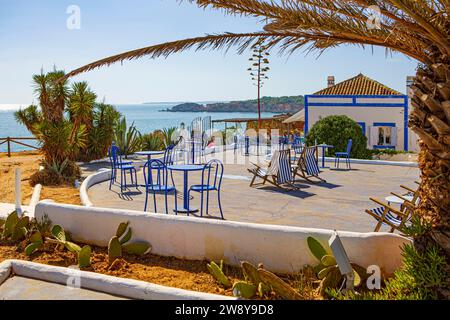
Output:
0,103,278,152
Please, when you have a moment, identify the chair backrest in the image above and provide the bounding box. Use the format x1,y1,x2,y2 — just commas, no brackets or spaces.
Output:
302,146,320,176
108,144,122,168
268,149,292,183
143,159,169,188
202,159,224,190
346,139,353,154
163,144,176,165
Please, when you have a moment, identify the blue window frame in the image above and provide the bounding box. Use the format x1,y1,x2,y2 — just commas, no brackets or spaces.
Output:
357,122,366,135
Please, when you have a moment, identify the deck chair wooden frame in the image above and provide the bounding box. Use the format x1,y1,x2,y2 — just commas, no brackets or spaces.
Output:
390,184,421,209
365,198,414,233
248,149,298,191
292,146,326,183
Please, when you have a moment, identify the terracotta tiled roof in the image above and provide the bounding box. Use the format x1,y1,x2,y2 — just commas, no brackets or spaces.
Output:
314,74,402,96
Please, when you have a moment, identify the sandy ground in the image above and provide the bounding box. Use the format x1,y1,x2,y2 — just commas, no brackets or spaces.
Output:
0,151,81,205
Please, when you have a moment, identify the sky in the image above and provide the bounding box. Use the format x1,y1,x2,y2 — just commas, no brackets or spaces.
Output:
0,0,418,105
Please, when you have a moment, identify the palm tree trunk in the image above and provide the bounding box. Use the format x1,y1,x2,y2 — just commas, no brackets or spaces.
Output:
409,58,450,278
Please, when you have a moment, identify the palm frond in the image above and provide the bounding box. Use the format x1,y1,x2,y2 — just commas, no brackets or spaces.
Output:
63,0,449,79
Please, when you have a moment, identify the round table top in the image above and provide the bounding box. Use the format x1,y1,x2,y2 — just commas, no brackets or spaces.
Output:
167,164,204,172
135,150,165,156
317,144,334,148
385,194,414,204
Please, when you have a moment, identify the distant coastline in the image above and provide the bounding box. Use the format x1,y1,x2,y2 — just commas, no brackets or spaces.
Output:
161,96,305,114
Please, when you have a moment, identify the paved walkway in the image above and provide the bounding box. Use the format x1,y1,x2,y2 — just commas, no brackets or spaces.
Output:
87,151,419,233
0,276,126,300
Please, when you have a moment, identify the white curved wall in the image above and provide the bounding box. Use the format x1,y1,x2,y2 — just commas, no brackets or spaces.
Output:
35,202,410,276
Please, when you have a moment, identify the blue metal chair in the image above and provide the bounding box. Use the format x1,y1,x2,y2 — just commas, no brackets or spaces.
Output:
143,159,177,214
335,139,353,170
188,159,224,219
291,143,304,163
108,143,137,192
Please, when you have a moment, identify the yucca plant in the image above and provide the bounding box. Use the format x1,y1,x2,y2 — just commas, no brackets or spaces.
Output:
141,132,165,151
113,117,142,158
62,0,449,298
161,127,178,147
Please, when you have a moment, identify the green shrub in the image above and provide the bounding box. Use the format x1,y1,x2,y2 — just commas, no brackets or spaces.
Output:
141,132,164,151
113,117,142,157
327,244,448,300
305,115,370,159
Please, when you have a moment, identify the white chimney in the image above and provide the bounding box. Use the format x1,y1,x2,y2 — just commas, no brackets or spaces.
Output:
406,76,414,97
327,76,335,88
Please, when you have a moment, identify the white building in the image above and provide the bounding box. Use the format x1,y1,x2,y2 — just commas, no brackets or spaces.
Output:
286,74,419,152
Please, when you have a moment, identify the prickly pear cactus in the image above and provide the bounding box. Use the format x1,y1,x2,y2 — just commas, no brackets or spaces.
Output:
78,245,92,268
122,242,151,255
108,236,122,264
258,269,302,300
24,231,44,256
232,281,257,299
207,260,232,289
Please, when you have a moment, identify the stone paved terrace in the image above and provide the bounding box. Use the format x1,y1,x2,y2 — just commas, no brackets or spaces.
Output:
87,151,419,233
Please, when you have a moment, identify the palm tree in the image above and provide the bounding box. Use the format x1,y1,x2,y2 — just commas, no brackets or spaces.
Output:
62,0,449,293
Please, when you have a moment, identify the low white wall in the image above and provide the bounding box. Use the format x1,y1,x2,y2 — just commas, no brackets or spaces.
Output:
35,202,411,276
0,260,231,300
80,169,111,207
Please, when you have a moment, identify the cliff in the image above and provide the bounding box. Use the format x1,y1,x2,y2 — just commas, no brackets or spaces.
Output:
165,96,304,113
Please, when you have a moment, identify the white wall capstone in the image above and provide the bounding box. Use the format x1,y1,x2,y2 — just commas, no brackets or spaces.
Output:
80,169,111,207
0,260,232,300
34,202,411,276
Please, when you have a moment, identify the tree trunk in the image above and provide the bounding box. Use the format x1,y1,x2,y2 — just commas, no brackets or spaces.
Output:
408,56,450,296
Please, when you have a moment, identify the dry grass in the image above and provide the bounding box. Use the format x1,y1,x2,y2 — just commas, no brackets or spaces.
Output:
0,151,80,205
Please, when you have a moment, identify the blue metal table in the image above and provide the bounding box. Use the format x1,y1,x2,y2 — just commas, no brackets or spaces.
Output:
167,164,204,214
317,144,334,168
135,150,165,162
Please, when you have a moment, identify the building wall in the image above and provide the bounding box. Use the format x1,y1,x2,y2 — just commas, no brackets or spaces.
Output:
305,95,410,151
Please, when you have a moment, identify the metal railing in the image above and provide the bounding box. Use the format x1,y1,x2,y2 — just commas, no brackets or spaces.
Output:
0,137,39,157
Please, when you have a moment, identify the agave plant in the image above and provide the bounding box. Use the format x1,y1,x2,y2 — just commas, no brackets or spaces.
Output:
61,2,450,297
113,117,142,158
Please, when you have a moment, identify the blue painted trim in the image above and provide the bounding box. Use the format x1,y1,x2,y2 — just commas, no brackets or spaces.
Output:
357,122,366,135
403,97,409,151
307,103,405,107
373,122,396,127
306,94,407,99
373,145,396,150
304,96,309,134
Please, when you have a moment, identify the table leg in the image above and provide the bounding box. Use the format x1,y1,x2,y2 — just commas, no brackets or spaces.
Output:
322,148,325,168
183,171,189,209
173,170,199,214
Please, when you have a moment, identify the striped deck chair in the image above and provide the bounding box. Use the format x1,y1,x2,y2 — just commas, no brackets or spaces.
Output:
292,146,326,183
248,149,298,191
365,198,414,233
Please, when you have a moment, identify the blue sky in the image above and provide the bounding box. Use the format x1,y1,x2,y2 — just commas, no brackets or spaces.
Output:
0,0,418,104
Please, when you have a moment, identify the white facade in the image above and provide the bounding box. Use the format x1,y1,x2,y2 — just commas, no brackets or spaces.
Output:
305,95,419,151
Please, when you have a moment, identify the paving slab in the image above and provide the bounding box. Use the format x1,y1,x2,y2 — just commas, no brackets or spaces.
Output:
87,151,419,233
0,276,127,300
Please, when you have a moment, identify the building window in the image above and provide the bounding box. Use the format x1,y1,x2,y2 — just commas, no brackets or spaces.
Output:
371,123,397,149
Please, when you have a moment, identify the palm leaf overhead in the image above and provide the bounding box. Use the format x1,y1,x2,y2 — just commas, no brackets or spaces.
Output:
63,0,449,292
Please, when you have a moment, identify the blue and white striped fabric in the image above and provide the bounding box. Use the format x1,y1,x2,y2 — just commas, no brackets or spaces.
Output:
277,150,293,184
369,207,403,227
267,150,292,184
304,147,320,176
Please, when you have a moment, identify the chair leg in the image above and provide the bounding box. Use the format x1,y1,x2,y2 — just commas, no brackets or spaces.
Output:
120,170,124,193
144,187,149,212
206,189,210,216
174,189,178,215
200,191,204,217
153,191,157,213
217,191,224,220
164,191,169,215
134,169,138,188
